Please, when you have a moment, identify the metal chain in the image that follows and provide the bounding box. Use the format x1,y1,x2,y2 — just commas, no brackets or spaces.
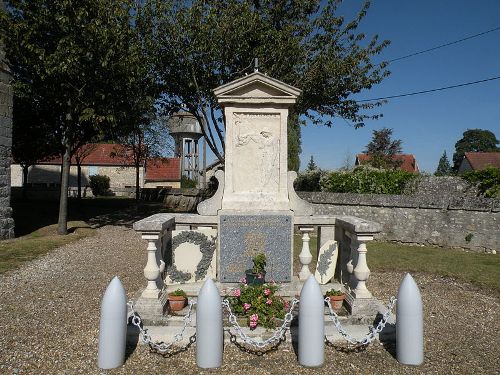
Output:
127,300,196,354
325,296,397,345
221,298,299,349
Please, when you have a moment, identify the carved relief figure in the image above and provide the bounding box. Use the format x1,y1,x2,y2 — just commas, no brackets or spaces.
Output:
236,125,279,189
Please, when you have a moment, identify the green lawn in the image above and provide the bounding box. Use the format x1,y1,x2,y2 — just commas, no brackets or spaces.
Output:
0,221,95,273
294,234,499,292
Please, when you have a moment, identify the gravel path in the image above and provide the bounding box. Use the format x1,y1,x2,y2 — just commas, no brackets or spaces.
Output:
0,225,498,374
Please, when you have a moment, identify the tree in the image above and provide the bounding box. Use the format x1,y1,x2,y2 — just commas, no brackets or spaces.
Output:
145,0,390,165
435,151,452,176
73,144,97,199
2,0,158,234
452,129,499,171
307,155,318,171
115,117,172,200
364,127,403,169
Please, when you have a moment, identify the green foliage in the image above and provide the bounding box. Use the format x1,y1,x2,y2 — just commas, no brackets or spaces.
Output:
288,113,302,172
146,0,390,161
320,167,417,194
181,175,197,188
325,289,344,297
452,129,499,171
461,167,500,198
435,150,452,176
294,169,323,192
169,289,187,298
364,127,403,169
307,155,318,171
465,234,473,243
227,283,288,329
252,253,267,274
89,175,110,197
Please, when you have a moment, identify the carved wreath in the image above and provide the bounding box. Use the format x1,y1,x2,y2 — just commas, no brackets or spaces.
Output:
167,231,217,283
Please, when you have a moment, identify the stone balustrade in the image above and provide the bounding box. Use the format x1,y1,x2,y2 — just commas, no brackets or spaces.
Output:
133,213,381,321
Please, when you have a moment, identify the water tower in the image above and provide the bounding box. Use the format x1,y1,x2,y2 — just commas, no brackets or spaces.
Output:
168,112,205,186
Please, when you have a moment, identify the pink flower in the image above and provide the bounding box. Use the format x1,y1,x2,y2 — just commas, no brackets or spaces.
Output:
239,277,247,284
284,301,289,309
233,289,241,297
266,298,272,305
243,303,251,310
264,289,271,296
249,314,259,329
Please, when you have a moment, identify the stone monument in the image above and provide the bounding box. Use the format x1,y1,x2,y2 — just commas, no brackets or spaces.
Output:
133,70,382,322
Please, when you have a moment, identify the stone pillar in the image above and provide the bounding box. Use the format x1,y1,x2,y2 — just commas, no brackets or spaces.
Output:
352,235,373,298
132,214,175,324
298,227,314,280
0,26,15,240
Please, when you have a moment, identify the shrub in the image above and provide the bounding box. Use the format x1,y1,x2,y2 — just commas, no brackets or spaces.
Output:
294,169,323,191
461,166,500,198
181,175,197,188
227,283,288,329
320,166,417,194
89,175,110,196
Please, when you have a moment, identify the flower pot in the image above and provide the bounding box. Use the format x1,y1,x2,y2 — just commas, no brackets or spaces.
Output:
245,270,266,285
328,294,345,310
168,295,186,312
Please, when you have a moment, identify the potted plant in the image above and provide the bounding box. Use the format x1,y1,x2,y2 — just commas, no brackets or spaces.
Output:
245,253,267,285
325,288,345,311
168,288,187,312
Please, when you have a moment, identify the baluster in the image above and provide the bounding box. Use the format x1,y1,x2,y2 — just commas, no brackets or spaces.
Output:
352,235,372,298
299,227,314,281
141,234,161,298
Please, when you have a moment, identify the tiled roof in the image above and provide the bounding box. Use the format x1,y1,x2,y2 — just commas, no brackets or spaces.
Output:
464,152,500,170
40,144,134,166
356,153,419,173
145,158,181,181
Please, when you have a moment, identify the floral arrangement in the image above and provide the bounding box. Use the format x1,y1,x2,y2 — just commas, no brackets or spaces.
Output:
324,288,344,297
169,288,187,297
227,281,289,329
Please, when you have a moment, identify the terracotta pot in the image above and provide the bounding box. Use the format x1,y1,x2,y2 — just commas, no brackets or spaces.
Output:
329,294,345,311
168,295,186,311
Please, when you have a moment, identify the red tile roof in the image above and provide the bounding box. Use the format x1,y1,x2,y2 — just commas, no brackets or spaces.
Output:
145,158,181,181
464,152,500,170
40,144,134,166
356,153,419,173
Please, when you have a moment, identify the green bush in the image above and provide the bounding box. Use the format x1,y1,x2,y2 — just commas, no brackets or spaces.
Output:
320,167,417,194
294,170,323,191
462,166,500,198
89,175,110,196
181,175,197,188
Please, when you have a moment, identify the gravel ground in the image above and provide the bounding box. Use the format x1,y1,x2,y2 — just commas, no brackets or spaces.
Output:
0,225,498,374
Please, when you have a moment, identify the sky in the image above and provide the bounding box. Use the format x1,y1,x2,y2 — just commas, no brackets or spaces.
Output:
300,0,500,173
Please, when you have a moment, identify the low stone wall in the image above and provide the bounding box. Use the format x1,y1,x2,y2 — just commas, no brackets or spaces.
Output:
298,191,499,251
141,188,206,213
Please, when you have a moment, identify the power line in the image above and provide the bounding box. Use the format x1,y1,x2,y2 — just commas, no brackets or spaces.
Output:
384,26,500,64
356,75,500,103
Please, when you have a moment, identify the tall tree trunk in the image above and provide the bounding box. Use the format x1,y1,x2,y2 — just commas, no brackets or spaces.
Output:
135,163,140,201
77,163,82,200
57,141,71,235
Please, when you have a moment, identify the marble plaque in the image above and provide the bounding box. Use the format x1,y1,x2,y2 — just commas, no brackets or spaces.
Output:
219,214,292,282
314,240,338,284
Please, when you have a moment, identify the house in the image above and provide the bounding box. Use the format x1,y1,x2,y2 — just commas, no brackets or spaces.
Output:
458,152,500,173
10,143,181,195
355,153,419,173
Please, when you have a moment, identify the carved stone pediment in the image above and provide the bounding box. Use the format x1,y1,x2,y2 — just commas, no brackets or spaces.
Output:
214,72,301,105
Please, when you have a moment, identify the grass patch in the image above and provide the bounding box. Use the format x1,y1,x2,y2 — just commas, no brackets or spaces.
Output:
293,234,499,292
0,221,95,274
369,242,500,292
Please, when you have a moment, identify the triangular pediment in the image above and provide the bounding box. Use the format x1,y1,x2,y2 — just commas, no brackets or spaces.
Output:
214,72,301,104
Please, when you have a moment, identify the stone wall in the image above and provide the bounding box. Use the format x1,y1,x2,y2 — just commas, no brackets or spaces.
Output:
298,185,499,251
0,53,14,238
